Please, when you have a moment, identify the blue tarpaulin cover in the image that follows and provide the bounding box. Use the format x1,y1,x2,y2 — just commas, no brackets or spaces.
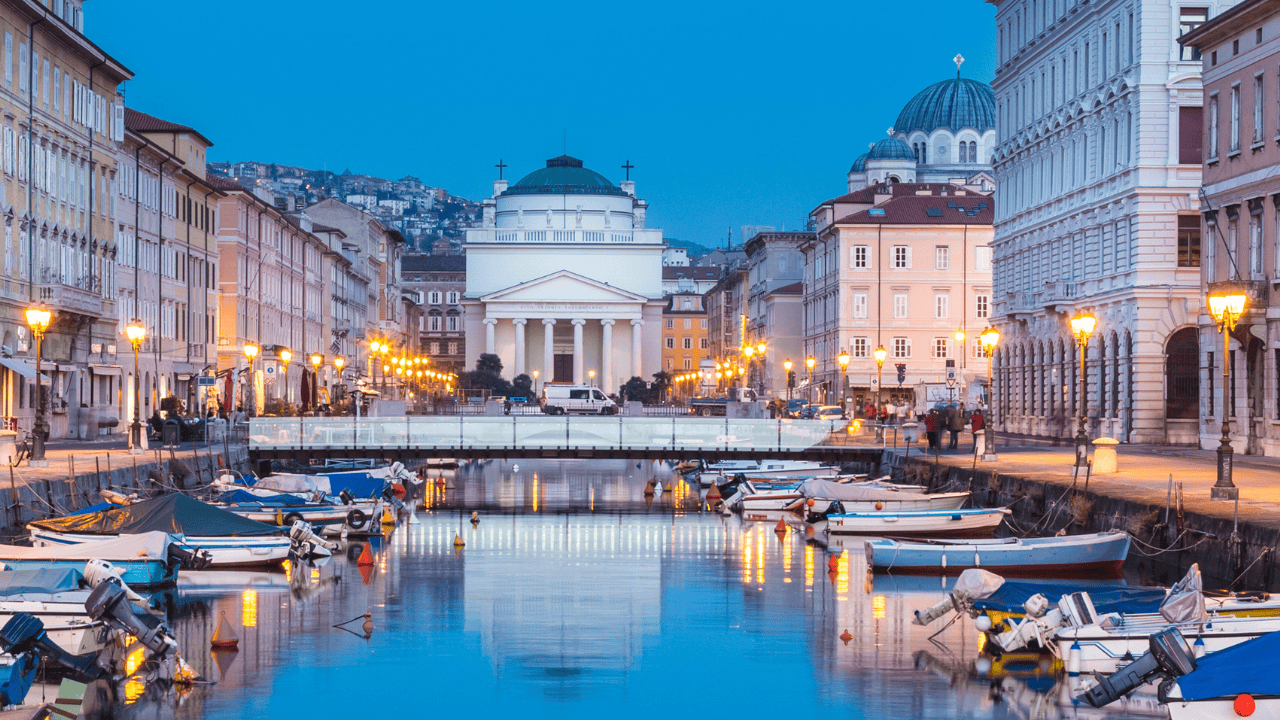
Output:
216,489,308,507
0,568,82,596
1178,628,1280,700
321,472,385,499
973,580,1166,616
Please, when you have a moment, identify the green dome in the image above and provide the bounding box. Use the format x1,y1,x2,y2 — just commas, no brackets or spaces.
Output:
504,155,629,197
895,77,995,135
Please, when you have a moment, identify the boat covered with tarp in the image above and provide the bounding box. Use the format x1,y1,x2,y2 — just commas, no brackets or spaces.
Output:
26,495,293,567
0,531,197,587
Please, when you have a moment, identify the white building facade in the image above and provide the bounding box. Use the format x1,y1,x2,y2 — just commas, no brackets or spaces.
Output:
988,0,1230,444
463,156,665,393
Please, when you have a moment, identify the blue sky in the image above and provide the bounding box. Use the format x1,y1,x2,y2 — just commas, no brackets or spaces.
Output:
94,0,995,247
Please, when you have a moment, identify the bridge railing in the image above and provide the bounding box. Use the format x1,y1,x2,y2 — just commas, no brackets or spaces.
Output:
249,415,871,453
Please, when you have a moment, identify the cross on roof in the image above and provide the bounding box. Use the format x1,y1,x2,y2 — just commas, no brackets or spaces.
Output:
886,127,895,137
622,159,634,181
954,53,965,77
495,158,507,180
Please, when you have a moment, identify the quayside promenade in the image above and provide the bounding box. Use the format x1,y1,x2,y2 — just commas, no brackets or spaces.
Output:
899,437,1280,589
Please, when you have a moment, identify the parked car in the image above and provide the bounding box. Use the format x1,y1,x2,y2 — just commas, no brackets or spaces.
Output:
813,405,847,420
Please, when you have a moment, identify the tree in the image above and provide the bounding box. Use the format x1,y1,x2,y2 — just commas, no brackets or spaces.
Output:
476,353,503,376
463,353,511,396
620,376,650,404
511,373,533,400
651,371,673,401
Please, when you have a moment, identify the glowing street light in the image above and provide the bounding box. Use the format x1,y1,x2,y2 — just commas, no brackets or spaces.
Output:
980,327,1000,461
836,351,851,410
1069,312,1097,469
1207,282,1249,500
125,319,146,455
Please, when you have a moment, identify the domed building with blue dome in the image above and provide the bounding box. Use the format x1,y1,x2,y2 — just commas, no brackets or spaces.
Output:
847,68,997,192
463,155,666,393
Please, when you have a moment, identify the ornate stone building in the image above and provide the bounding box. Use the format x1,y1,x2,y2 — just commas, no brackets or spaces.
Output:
987,0,1231,444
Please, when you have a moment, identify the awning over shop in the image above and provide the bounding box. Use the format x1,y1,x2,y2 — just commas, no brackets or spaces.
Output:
175,373,192,381
89,365,123,377
0,357,50,384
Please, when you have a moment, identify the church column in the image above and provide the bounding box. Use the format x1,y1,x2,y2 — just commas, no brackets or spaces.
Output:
513,319,527,377
631,319,644,380
542,319,556,381
601,319,614,394
483,318,497,355
572,319,586,384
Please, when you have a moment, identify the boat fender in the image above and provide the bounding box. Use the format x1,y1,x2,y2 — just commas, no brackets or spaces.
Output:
1236,694,1256,717
1067,641,1081,676
875,502,883,511
347,509,369,530
284,513,304,526
974,614,993,632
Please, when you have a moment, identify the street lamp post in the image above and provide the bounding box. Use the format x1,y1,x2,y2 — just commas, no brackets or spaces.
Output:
243,343,260,417
836,351,851,412
805,356,815,405
873,346,887,414
278,348,292,409
980,327,1000,461
126,320,147,455
1208,282,1248,500
334,356,345,412
309,353,323,414
954,328,967,402
783,359,793,404
24,306,51,466
1069,312,1097,470
532,369,540,398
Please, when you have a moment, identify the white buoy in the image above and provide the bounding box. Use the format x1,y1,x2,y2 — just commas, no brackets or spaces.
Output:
1067,641,1082,676
974,614,993,632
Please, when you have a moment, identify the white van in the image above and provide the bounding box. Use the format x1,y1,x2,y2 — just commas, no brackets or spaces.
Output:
541,384,617,415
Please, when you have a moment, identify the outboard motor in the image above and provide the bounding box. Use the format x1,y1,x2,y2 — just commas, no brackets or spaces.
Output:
84,583,177,660
288,520,338,559
0,613,105,681
339,490,354,506
167,542,213,570
83,559,144,603
1077,627,1197,707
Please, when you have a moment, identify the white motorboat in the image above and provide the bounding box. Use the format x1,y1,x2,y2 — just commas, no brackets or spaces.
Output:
1055,613,1280,675
818,507,1009,538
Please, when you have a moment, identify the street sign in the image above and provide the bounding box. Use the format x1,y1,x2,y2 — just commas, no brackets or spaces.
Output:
946,377,956,388
196,376,218,387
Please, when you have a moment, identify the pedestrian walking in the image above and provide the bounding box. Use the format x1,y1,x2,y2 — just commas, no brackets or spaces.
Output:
970,408,985,451
946,403,962,450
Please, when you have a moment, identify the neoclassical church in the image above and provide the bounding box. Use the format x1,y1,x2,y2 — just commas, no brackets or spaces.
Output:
462,156,665,392
846,68,997,192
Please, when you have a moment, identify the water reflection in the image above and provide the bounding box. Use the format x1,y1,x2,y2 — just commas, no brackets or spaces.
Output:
100,461,1156,719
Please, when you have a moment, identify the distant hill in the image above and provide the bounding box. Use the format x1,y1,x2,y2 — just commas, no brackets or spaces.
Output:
666,238,716,260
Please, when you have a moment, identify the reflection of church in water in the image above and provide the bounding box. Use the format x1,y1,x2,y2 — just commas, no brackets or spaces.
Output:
463,156,665,391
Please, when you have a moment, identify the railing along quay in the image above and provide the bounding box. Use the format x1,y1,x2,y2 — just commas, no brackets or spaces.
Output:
247,416,889,463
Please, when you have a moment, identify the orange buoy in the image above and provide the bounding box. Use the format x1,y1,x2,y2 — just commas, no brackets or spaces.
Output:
874,501,884,511
707,483,721,500
356,542,374,566
839,629,853,644
453,532,465,548
211,612,239,650
643,480,655,497
361,611,374,636
827,552,840,571
1235,694,1256,717
774,518,787,534
381,508,395,526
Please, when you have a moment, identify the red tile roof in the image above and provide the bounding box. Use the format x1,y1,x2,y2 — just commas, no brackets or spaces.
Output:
834,194,994,225
204,174,243,191
125,108,214,147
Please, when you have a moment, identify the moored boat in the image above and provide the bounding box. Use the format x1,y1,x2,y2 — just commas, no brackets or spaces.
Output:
27,495,297,568
867,531,1131,578
0,531,190,588
818,507,1009,538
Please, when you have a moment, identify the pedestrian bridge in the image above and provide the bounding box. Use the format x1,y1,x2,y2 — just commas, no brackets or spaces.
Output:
247,416,887,464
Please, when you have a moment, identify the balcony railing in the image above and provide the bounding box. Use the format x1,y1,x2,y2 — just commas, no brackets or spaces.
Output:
471,228,664,245
37,283,104,318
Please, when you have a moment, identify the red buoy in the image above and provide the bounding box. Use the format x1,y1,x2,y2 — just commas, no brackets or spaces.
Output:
211,612,239,650
357,542,374,566
839,629,853,645
1235,694,1256,717
775,518,787,534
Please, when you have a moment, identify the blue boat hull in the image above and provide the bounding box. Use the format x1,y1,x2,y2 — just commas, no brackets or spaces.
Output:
0,558,177,588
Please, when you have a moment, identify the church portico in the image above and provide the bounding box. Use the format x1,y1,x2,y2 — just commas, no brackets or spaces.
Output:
465,156,666,395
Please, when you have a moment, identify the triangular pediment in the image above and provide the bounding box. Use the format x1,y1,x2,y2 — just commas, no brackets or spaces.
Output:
481,270,647,304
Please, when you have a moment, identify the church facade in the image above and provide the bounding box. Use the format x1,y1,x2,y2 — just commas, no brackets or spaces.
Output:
462,156,665,393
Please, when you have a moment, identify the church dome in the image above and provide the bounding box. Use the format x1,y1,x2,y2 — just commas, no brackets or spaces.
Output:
849,153,869,173
866,138,916,161
894,78,996,135
505,155,629,197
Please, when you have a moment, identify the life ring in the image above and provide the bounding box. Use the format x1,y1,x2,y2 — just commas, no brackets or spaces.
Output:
283,512,304,526
347,509,369,530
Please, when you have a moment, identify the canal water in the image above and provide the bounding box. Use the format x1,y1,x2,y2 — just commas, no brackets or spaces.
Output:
101,460,1162,719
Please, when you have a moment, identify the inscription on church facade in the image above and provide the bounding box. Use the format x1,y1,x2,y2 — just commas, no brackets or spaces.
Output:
515,303,610,312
